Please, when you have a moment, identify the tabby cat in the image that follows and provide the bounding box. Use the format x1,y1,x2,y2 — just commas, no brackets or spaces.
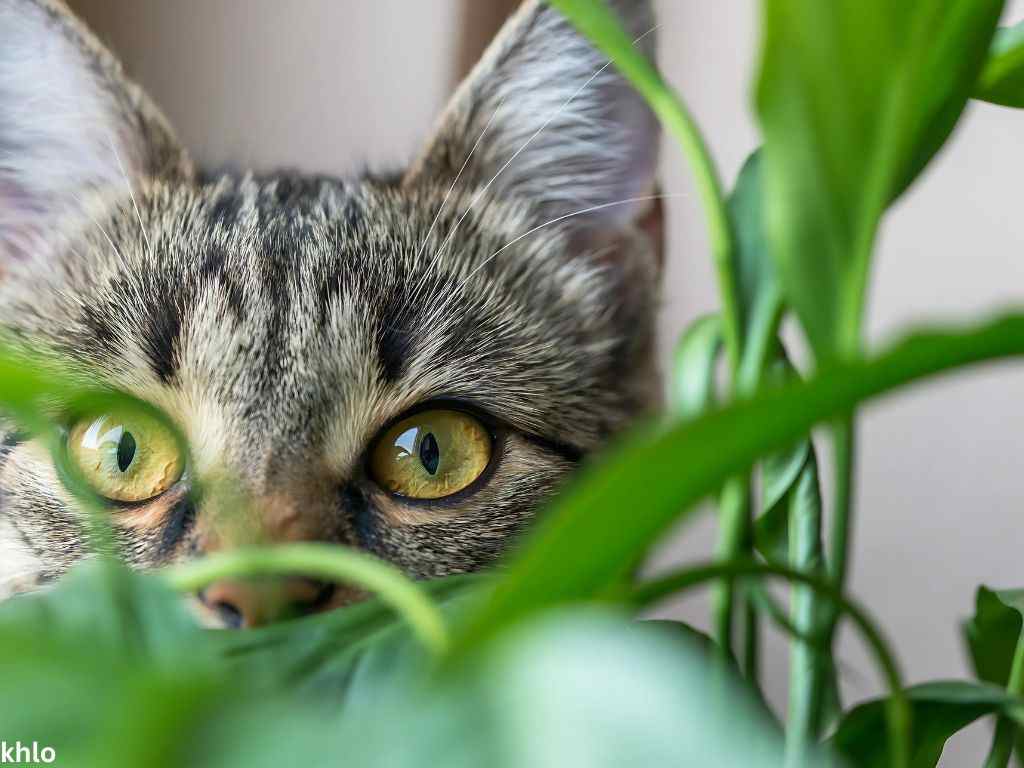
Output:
0,0,662,626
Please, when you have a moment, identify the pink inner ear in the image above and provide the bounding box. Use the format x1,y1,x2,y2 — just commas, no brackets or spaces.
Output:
636,194,665,272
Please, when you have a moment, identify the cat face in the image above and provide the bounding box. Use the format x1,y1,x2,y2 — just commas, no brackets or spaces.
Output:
0,0,662,624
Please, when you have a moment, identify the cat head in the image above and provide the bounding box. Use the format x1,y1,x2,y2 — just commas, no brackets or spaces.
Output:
0,0,662,625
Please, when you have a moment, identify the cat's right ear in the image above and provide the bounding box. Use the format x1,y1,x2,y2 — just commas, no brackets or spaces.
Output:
0,0,192,265
405,0,659,242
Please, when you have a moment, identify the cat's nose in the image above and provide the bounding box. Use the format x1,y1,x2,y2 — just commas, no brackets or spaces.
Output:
197,577,337,628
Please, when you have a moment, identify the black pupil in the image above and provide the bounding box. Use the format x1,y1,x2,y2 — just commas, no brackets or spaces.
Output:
419,432,440,475
116,431,137,473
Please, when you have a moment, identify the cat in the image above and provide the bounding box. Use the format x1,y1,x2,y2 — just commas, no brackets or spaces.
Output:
0,0,663,626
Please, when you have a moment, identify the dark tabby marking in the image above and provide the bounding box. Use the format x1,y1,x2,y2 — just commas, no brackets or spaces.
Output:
0,0,663,622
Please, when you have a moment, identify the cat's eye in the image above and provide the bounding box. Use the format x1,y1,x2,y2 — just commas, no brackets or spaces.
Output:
369,409,493,500
67,410,184,503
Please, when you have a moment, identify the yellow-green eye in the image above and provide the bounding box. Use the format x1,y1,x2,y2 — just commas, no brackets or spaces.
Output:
67,409,184,503
370,409,492,500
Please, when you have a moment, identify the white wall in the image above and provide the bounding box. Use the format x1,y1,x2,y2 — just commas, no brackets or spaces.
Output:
71,2,1024,763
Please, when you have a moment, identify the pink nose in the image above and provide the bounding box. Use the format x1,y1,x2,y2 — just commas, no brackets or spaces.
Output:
198,577,336,628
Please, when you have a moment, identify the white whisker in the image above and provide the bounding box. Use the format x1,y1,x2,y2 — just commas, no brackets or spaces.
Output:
427,192,684,330
70,191,129,269
105,129,153,258
413,96,506,264
474,192,682,279
388,97,509,336
425,24,659,275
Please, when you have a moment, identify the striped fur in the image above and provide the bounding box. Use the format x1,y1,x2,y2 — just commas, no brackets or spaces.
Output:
0,0,662,601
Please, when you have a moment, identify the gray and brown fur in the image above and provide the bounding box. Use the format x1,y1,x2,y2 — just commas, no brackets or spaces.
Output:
0,0,662,615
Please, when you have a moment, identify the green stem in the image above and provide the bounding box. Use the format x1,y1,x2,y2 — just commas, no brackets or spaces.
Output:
743,593,760,682
713,478,749,659
983,631,1024,768
747,582,821,645
807,414,857,738
735,290,785,686
828,417,856,591
549,0,742,370
628,70,741,372
164,544,450,655
737,289,785,396
632,560,910,768
785,462,828,765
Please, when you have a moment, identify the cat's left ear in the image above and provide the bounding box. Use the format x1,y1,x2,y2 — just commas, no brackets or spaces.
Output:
406,0,661,262
0,0,192,264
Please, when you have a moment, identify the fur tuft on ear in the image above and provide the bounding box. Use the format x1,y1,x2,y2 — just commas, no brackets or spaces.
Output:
406,0,660,237
0,0,191,263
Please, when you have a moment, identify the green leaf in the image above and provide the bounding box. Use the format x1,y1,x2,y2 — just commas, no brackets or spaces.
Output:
829,681,1023,767
728,150,782,356
975,22,1024,108
456,313,1024,651
672,314,723,419
212,573,481,697
755,356,815,563
723,159,833,739
756,0,1004,357
339,610,833,767
0,562,224,768
722,151,810,566
0,559,205,665
0,560,480,767
754,442,806,562
964,587,1024,688
961,589,1024,768
2,561,839,767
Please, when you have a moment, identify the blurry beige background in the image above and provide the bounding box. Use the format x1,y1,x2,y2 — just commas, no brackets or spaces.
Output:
70,1,1024,762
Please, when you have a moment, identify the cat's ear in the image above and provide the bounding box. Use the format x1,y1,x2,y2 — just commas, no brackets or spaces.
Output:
0,0,192,263
406,0,660,243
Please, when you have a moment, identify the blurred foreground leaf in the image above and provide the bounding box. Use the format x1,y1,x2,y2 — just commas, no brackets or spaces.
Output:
0,562,840,767
330,610,833,767
0,562,471,767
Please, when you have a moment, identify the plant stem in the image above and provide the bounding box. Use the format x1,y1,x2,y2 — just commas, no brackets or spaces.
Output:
827,417,856,591
631,559,911,768
713,478,750,661
785,463,827,765
164,543,450,655
983,631,1024,768
743,593,760,681
549,0,742,370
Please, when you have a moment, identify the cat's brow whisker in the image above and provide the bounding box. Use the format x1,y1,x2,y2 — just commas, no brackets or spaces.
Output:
70,191,130,269
390,97,508,336
413,96,506,264
477,192,684,273
424,24,659,275
430,192,685,327
105,128,154,258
